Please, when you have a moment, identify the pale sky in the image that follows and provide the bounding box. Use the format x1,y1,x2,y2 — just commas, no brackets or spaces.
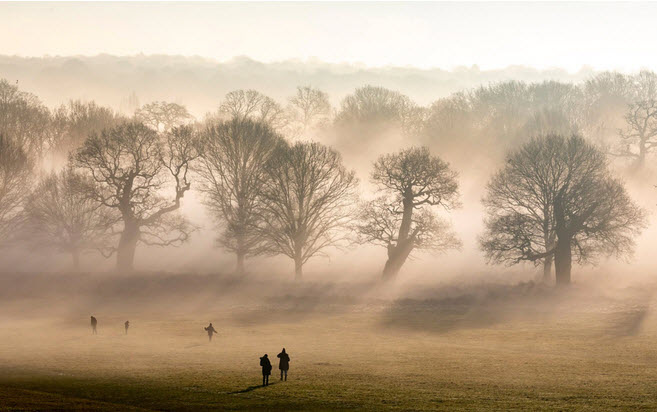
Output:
2,1,657,72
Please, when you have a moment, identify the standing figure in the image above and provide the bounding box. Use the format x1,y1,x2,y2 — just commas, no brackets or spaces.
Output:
260,354,272,386
90,316,97,335
277,348,290,381
204,323,217,342
124,320,130,335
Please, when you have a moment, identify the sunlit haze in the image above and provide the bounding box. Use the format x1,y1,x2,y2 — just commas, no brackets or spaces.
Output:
5,2,657,411
2,2,657,71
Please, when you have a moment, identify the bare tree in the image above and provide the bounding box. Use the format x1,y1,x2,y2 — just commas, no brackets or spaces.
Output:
135,101,193,133
258,142,358,280
289,86,331,136
421,81,584,166
23,169,117,269
333,86,426,160
357,197,460,276
480,136,562,280
216,90,288,131
614,71,657,170
522,108,580,140
196,118,285,275
219,90,265,119
337,85,413,124
357,147,461,280
258,96,289,130
0,79,51,159
72,122,199,272
0,134,31,244
617,99,657,170
481,135,646,285
336,85,422,135
51,100,122,156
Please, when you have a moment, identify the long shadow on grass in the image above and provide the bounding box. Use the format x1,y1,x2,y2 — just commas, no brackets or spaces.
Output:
228,381,279,394
379,282,553,334
606,307,650,337
230,287,365,327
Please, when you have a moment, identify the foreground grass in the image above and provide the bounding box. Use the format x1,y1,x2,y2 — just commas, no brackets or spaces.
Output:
2,280,657,410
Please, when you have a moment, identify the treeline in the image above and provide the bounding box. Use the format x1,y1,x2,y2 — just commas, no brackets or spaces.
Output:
0,70,655,285
0,55,594,115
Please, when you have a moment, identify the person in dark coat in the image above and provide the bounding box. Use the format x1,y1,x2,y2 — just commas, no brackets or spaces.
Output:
277,348,290,381
90,316,97,335
260,354,272,386
124,320,130,335
204,323,217,341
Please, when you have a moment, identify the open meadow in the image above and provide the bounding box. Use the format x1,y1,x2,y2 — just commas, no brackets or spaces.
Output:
5,2,657,411
2,273,657,411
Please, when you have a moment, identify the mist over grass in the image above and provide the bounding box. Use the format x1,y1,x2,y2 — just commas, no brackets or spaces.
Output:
3,54,657,410
2,271,657,410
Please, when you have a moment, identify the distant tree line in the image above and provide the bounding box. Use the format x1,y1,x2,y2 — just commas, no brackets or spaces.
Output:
0,72,653,285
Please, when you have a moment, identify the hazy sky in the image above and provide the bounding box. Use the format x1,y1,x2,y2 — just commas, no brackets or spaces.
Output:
2,1,657,72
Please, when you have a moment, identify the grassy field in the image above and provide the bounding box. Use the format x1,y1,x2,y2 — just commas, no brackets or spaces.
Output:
1,274,657,411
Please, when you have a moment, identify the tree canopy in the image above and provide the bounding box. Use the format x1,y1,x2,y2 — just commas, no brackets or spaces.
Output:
72,122,199,271
481,134,646,285
196,118,285,274
357,146,461,279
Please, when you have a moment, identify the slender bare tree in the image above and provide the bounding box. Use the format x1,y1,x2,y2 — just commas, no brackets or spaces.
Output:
615,72,657,170
51,100,122,156
337,86,412,124
289,86,331,136
216,90,288,131
23,169,117,269
219,90,265,120
0,79,51,159
481,135,646,285
135,101,193,133
336,85,422,135
196,118,285,275
0,134,32,244
258,142,358,280
357,146,461,280
72,122,199,272
617,99,657,170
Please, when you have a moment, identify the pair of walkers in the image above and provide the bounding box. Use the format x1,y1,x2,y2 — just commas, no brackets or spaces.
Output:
90,316,130,335
260,348,290,386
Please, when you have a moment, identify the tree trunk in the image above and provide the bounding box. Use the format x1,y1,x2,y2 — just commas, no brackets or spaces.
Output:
382,195,416,281
553,236,572,286
382,258,401,280
397,196,414,243
542,256,553,282
117,222,139,273
382,239,414,281
542,237,555,282
294,256,303,281
236,251,246,276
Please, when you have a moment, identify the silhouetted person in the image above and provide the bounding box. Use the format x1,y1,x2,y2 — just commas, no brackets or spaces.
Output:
260,354,272,386
277,348,290,381
204,323,217,341
90,316,97,335
124,320,130,335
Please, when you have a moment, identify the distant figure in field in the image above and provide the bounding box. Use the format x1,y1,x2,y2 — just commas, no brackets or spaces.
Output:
204,323,217,342
277,348,290,381
260,354,272,386
90,316,97,335
124,320,130,335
